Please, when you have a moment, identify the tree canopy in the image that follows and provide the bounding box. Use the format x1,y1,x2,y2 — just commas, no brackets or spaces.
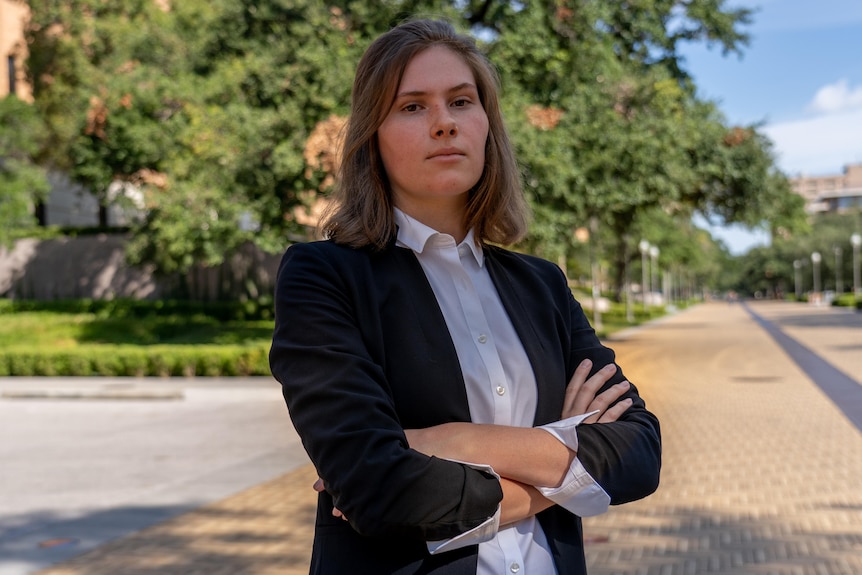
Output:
15,0,807,293
0,96,50,246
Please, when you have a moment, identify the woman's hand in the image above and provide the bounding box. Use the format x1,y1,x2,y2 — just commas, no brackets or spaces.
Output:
313,477,348,521
562,359,632,423
320,361,633,516
404,360,633,482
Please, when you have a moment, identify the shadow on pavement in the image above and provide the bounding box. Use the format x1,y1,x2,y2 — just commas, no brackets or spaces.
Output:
30,465,319,575
1,504,195,575
769,312,862,329
585,504,862,574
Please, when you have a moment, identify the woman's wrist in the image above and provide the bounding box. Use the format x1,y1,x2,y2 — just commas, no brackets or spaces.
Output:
407,423,575,488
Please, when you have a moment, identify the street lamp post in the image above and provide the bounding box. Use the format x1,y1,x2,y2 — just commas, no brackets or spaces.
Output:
852,233,862,297
588,217,602,332
649,246,660,304
811,251,821,304
624,237,634,323
639,240,650,312
793,259,802,299
834,246,843,295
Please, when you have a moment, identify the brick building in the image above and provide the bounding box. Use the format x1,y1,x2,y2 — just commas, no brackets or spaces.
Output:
0,0,29,100
789,163,862,214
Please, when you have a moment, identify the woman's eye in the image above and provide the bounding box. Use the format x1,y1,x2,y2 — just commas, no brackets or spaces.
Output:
452,99,469,107
403,103,420,112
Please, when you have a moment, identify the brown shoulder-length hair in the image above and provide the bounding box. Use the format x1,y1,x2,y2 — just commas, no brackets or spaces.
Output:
321,18,529,249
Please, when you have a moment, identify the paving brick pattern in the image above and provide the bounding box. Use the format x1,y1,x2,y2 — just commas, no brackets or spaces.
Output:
36,464,319,575
36,302,862,575
584,301,862,575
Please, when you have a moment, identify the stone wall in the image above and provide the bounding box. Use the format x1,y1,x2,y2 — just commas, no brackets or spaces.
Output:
0,234,284,301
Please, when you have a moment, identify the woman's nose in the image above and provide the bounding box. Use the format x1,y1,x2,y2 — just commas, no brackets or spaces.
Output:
432,107,458,138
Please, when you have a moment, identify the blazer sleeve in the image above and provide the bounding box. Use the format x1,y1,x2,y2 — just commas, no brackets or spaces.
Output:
564,286,662,505
268,242,502,541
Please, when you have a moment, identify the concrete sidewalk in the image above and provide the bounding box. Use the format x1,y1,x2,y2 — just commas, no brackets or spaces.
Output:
0,378,309,575
22,301,862,574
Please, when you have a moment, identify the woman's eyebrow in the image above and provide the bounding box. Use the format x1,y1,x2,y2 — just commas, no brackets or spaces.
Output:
394,82,477,99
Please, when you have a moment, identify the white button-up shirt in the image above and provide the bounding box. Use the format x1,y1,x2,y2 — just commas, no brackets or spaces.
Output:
394,209,610,575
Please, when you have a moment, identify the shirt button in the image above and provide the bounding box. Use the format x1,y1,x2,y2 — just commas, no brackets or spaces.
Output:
510,563,521,573
496,385,506,396
477,334,488,344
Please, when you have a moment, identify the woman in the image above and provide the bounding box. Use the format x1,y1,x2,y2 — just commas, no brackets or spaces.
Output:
269,18,661,575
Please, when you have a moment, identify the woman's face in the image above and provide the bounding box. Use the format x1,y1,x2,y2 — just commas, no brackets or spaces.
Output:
377,45,489,221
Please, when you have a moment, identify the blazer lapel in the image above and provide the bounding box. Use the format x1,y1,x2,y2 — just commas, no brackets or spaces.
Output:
485,251,567,426
385,246,473,423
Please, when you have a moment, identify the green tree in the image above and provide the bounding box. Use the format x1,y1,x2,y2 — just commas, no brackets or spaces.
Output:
479,0,803,300
733,212,862,298
0,96,50,246
23,0,806,293
26,0,381,274
686,118,808,236
26,0,191,226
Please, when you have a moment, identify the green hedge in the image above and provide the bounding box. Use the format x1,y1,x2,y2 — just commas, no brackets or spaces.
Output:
0,346,270,377
830,293,861,308
0,297,274,321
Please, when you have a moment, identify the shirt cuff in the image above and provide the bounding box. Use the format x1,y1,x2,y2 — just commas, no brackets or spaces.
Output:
426,460,501,555
535,411,611,517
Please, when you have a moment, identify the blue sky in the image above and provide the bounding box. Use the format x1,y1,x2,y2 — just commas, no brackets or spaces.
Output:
680,0,862,254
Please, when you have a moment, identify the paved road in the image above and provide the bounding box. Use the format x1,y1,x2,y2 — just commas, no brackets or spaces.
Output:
0,378,307,575
585,300,862,575
5,301,862,575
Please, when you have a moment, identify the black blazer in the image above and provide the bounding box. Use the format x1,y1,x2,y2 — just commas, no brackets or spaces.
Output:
269,239,661,575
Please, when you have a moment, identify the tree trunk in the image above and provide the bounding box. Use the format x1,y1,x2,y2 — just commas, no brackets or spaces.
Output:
609,214,633,303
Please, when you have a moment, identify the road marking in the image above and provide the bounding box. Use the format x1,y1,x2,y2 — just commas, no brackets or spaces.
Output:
744,302,862,433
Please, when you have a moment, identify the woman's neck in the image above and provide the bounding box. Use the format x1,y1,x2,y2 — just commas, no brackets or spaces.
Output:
394,200,468,243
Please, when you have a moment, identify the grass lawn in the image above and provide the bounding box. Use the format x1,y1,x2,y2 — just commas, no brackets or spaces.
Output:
0,305,274,376
0,310,273,350
0,296,676,376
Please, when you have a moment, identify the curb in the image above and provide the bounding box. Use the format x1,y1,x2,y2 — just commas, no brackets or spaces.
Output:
1,388,184,400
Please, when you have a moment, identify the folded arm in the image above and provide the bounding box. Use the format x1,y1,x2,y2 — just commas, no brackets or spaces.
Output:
270,243,503,541
405,359,630,524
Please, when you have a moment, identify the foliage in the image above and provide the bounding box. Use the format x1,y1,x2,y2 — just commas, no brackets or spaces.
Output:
0,292,665,375
0,301,272,376
730,212,862,297
0,96,51,246
831,293,860,308
481,0,802,299
26,0,375,272
20,0,805,292
687,119,808,234
0,346,270,377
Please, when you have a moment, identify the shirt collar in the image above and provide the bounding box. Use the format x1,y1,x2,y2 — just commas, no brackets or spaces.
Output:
393,208,484,267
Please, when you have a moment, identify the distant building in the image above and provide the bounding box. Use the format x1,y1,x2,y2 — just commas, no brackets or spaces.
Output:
789,163,862,214
0,0,30,100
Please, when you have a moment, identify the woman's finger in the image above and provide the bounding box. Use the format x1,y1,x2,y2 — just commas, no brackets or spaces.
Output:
597,397,633,423
566,362,618,418
583,381,631,423
562,359,592,417
313,477,348,521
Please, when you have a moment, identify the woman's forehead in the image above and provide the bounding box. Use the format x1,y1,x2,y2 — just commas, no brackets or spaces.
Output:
396,46,477,93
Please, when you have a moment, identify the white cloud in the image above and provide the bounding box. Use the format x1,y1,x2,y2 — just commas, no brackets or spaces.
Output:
807,79,862,115
764,107,862,175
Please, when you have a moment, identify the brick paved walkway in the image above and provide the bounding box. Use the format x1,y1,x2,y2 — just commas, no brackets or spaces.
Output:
584,301,862,575
35,465,319,575
35,302,862,575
